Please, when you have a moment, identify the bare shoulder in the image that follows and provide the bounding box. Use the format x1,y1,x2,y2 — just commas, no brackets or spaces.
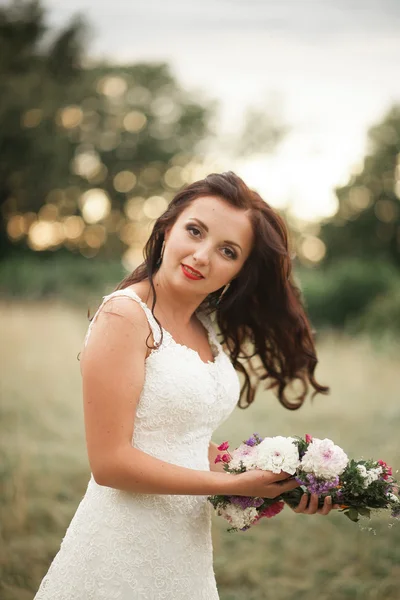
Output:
80,291,152,372
101,293,149,329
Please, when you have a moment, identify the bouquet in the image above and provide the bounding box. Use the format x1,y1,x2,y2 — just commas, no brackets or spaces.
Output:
208,433,400,532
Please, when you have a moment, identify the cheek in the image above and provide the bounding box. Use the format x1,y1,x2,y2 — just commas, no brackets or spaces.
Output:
212,256,241,279
166,230,192,258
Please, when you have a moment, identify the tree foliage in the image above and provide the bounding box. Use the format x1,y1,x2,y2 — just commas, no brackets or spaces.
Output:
320,105,400,267
0,0,87,258
0,1,215,261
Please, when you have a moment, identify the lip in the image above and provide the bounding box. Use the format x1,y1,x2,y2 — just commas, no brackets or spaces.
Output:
181,263,204,280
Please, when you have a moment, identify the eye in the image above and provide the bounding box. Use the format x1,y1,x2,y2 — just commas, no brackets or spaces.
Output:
221,247,237,260
186,225,201,237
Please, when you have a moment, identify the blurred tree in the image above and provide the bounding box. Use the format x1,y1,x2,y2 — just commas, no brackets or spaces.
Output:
0,0,87,260
320,105,400,267
0,1,215,263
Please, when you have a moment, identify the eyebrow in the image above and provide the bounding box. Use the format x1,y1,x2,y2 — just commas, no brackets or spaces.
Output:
187,217,243,252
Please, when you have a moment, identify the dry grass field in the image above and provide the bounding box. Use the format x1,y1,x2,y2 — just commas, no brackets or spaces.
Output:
1,297,400,600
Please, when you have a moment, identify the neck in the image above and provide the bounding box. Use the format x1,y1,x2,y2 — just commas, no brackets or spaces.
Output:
144,268,208,328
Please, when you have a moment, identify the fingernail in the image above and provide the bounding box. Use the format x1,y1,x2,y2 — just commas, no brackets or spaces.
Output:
327,496,332,503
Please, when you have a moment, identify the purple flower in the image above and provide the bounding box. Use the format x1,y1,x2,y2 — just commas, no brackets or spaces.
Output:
244,432,263,446
244,437,257,446
302,474,339,495
228,496,264,509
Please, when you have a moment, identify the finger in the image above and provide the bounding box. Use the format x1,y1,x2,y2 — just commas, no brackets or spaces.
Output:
306,494,319,514
278,479,301,494
293,493,309,513
273,470,295,482
317,496,332,516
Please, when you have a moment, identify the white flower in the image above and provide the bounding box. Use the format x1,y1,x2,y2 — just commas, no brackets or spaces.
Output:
254,436,300,475
357,465,368,478
217,504,258,529
357,465,383,488
387,492,400,503
229,443,258,470
301,438,348,480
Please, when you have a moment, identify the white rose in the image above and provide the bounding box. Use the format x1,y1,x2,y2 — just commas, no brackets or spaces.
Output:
301,438,348,480
255,436,300,475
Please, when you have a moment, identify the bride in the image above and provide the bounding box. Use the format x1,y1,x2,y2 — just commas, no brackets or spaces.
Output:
34,171,337,599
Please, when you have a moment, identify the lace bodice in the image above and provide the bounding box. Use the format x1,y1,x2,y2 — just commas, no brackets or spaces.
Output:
34,288,240,599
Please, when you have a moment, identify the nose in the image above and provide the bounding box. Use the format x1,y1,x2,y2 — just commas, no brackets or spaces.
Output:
192,243,211,266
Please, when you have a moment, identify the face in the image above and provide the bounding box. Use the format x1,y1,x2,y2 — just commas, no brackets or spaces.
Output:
161,195,254,296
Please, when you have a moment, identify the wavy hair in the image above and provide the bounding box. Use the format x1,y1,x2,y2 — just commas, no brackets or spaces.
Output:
109,171,329,409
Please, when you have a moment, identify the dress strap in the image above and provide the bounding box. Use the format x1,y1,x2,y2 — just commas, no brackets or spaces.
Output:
84,288,162,348
196,310,221,356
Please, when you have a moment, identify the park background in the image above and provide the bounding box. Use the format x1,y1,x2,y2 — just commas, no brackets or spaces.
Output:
1,1,400,598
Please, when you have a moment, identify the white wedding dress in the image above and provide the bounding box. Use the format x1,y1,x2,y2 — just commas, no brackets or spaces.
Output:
34,288,240,600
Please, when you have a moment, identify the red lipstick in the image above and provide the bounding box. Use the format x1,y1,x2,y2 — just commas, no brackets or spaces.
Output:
181,264,204,280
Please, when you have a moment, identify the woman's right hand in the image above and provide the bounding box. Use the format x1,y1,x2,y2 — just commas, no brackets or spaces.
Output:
230,468,300,498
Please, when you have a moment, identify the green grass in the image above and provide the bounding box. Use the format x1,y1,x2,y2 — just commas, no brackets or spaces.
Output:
1,297,400,599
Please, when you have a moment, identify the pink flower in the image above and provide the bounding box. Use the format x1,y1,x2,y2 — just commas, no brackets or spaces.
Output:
254,501,285,523
229,443,258,469
217,441,230,451
305,434,313,444
378,459,393,479
221,453,231,463
214,455,222,464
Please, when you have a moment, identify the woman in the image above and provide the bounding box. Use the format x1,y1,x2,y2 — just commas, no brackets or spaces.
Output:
34,171,337,600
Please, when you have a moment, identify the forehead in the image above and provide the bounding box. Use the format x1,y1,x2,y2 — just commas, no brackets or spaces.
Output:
178,195,253,242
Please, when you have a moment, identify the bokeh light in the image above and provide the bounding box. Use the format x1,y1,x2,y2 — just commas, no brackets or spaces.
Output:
300,235,326,263
97,76,127,98
374,199,398,223
38,204,59,222
124,196,146,220
6,214,26,240
123,111,147,133
28,220,64,250
142,196,168,219
72,151,102,180
63,216,85,240
122,244,145,271
348,186,372,211
163,166,184,189
21,108,43,128
83,224,107,248
57,106,83,129
113,170,137,193
79,189,111,223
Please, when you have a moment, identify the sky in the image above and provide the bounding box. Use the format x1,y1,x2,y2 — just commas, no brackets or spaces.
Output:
45,0,400,222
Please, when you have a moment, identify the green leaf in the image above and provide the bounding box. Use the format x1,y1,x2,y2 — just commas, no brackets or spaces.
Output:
357,507,371,518
344,508,360,522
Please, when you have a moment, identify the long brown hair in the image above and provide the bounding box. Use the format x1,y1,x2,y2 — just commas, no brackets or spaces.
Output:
113,171,329,409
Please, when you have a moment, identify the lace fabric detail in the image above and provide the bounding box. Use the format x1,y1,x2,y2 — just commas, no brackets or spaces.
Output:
34,289,240,600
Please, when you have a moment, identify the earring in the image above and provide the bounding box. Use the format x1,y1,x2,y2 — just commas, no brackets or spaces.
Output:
156,240,165,267
216,282,230,306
